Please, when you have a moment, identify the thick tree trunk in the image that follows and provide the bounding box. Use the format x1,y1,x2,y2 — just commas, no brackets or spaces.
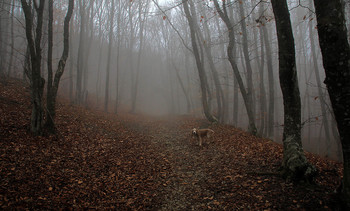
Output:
271,0,316,181
313,0,350,208
21,0,46,135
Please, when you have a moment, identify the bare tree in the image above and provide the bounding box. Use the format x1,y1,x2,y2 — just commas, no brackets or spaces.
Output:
256,3,275,139
130,0,150,113
45,0,74,132
75,0,87,104
270,0,316,181
213,0,257,134
195,1,225,122
21,0,46,135
104,0,115,112
182,0,217,122
239,0,255,123
7,0,15,77
0,0,10,78
75,0,94,105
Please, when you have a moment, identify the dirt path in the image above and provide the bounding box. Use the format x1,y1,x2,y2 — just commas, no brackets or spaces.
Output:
140,119,216,210
121,116,248,210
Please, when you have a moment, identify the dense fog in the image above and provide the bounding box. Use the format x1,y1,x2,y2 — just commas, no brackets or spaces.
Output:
1,0,349,161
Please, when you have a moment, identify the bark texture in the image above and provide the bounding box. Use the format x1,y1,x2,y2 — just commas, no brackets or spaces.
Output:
314,0,350,208
271,0,316,181
21,0,46,135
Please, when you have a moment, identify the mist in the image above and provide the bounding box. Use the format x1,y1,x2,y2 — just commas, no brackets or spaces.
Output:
1,0,348,161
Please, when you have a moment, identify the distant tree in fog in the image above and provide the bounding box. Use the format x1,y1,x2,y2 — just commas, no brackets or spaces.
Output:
182,0,217,122
213,0,257,134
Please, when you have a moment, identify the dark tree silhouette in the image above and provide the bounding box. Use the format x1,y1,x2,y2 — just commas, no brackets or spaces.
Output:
271,0,316,181
314,0,350,208
21,0,46,135
45,0,74,132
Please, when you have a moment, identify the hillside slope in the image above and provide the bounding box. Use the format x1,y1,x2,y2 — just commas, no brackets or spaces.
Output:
0,79,342,209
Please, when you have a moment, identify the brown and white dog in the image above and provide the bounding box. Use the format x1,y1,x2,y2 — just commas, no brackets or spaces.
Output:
191,128,214,146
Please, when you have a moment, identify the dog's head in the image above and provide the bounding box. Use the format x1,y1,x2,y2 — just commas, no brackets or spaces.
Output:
191,128,197,136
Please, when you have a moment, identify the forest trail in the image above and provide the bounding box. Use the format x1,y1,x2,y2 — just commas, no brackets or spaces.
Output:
0,79,343,210
121,116,221,210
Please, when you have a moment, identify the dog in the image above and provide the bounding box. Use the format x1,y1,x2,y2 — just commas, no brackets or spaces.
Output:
191,128,214,146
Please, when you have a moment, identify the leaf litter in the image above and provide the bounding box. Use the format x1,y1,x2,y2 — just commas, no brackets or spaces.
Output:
0,79,342,210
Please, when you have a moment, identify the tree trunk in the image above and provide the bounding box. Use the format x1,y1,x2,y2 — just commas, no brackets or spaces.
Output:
104,0,115,112
182,0,217,122
128,1,135,113
257,22,267,137
46,0,54,131
215,15,229,123
239,1,255,122
0,0,10,78
313,0,350,208
45,0,74,132
308,12,332,156
21,0,46,135
114,0,122,114
196,1,225,122
213,0,256,134
69,20,74,104
82,1,95,106
7,0,15,77
131,0,149,113
172,61,191,113
257,5,275,139
75,0,86,105
271,0,316,181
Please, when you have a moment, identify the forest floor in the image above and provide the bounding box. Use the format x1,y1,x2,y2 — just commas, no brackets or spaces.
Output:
0,78,343,210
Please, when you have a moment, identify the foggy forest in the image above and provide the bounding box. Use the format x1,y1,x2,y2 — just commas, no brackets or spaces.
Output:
1,0,350,209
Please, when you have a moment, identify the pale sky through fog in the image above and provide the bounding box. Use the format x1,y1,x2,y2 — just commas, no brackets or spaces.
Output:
157,0,173,5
